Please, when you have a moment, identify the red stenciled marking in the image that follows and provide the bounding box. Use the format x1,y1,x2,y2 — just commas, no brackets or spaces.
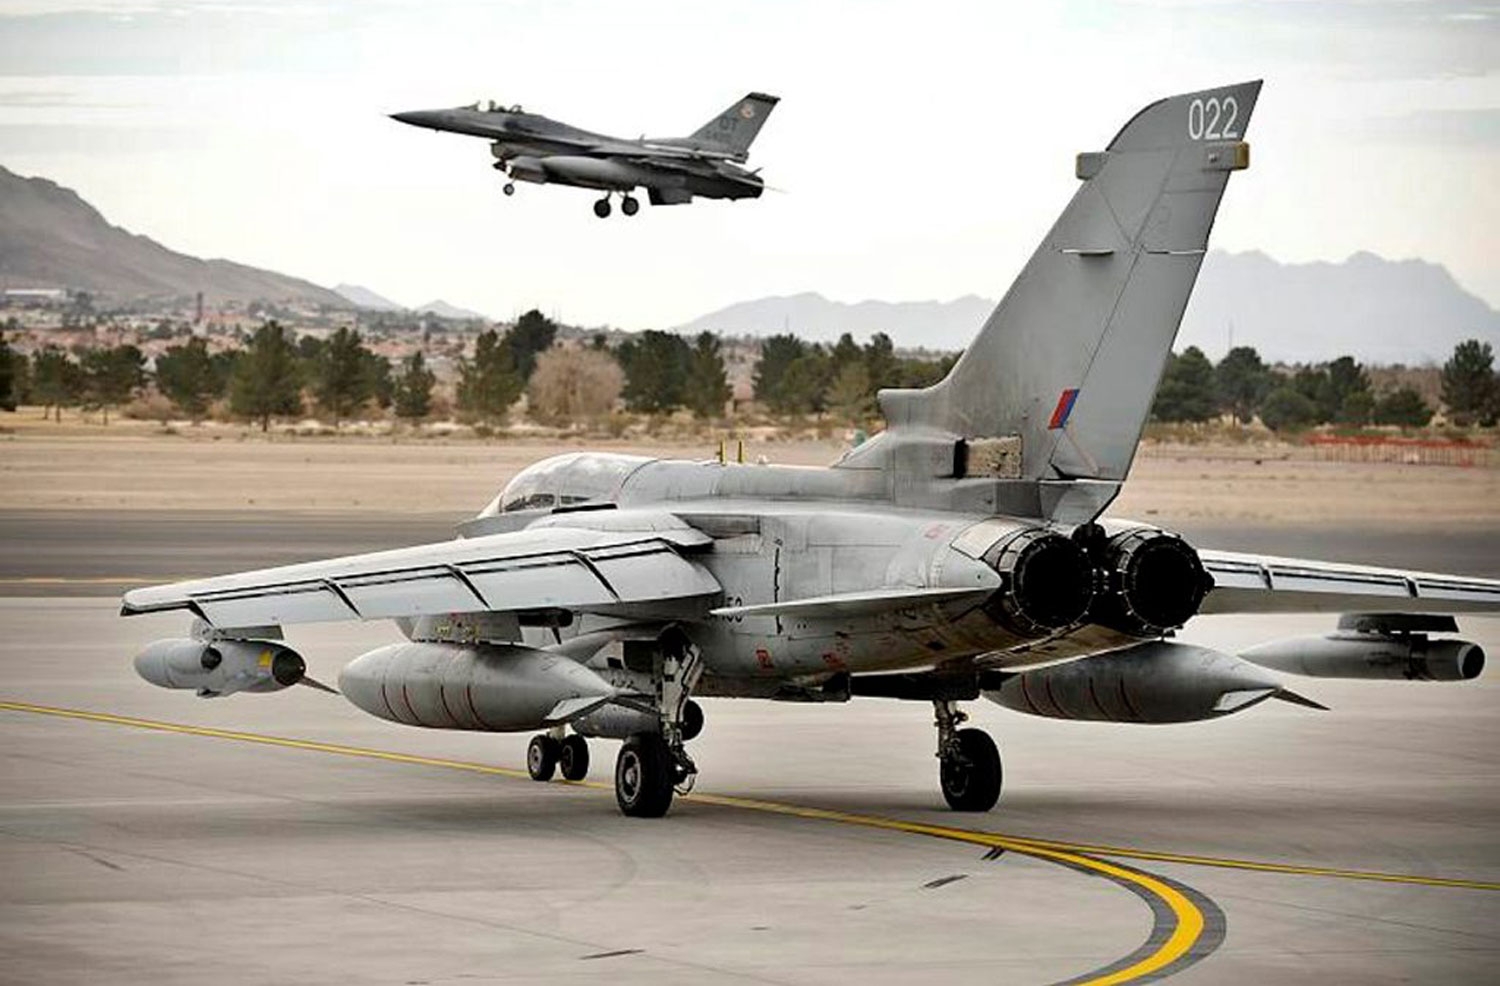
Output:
1048,388,1080,430
755,648,774,671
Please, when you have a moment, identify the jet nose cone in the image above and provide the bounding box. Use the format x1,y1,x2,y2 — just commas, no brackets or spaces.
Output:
389,109,442,129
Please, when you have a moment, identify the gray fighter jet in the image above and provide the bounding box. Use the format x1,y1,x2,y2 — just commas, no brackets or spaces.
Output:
125,81,1496,818
391,92,778,217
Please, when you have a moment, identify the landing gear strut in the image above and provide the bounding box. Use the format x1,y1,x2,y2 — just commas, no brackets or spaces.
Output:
934,701,1002,812
614,631,702,817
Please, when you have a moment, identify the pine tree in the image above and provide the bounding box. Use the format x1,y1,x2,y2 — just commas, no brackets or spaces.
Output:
456,329,523,423
683,332,731,419
1151,346,1217,422
31,347,81,422
617,330,691,413
313,327,374,425
393,351,436,421
230,321,303,431
81,345,145,425
155,337,220,421
1441,339,1498,427
507,310,559,382
1214,346,1272,424
0,330,15,412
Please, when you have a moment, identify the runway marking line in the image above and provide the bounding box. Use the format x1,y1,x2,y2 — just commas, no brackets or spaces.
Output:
3,699,1496,983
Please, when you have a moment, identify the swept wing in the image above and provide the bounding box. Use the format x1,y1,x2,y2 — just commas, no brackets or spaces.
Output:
121,525,720,628
1198,549,1500,615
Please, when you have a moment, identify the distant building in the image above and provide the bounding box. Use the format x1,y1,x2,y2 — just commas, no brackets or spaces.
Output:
3,288,69,303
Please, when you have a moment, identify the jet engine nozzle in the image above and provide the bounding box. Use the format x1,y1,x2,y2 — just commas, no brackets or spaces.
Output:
1092,528,1211,637
133,638,306,697
981,529,1094,637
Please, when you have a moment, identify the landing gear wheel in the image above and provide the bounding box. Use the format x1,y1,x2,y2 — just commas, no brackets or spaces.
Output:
558,734,590,781
503,182,515,196
615,732,675,817
593,196,612,218
527,734,560,781
620,195,639,216
939,728,1002,812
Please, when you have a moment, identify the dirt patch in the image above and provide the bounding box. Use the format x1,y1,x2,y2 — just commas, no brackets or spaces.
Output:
0,430,1494,527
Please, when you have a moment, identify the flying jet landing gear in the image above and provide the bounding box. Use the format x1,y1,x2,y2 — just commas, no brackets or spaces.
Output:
934,701,1002,812
620,195,639,216
614,633,703,817
593,196,612,219
503,182,515,196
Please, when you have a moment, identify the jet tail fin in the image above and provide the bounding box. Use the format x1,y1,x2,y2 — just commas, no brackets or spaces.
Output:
687,92,779,160
879,81,1261,499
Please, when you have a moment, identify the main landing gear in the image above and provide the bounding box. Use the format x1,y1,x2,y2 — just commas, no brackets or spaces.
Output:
526,731,590,782
616,631,703,817
592,193,640,219
934,700,1002,812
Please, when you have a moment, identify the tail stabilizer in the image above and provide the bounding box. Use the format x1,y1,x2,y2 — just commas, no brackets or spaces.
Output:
687,92,779,160
880,81,1261,490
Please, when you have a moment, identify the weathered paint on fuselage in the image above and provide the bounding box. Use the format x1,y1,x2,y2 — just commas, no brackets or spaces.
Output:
506,452,1142,697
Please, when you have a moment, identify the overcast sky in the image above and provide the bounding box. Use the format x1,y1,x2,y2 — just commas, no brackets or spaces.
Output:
1,0,1496,328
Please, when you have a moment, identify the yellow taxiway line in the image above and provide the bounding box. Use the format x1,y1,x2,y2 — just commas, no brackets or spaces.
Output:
3,699,1495,983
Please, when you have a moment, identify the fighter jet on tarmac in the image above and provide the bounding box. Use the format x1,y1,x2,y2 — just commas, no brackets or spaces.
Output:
390,92,778,217
125,82,1496,818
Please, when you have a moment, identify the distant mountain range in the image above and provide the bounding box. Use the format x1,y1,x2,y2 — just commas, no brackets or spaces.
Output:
677,251,1500,364
0,165,347,307
331,284,490,320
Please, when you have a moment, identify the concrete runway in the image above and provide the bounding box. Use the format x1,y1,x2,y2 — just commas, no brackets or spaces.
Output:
1,518,1498,984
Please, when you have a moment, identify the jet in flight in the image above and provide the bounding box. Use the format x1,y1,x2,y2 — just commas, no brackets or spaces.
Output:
390,92,778,217
126,81,1495,818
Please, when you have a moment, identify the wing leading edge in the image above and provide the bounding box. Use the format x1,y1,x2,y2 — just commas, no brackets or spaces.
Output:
121,526,720,628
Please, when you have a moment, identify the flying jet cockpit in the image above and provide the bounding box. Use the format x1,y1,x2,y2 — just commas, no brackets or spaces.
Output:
478,453,652,516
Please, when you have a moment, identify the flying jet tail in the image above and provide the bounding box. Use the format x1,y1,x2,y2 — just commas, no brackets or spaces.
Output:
686,92,779,160
878,81,1262,498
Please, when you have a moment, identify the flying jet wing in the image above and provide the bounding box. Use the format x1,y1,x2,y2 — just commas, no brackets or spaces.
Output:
1196,549,1500,615
121,525,720,628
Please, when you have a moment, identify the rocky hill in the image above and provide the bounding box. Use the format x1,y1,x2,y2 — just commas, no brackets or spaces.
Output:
0,165,347,307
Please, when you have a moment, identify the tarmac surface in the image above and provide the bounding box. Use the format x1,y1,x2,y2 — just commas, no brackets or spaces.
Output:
1,517,1497,984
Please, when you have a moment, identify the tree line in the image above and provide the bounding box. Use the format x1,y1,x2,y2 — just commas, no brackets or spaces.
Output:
5,314,1493,433
1151,339,1500,430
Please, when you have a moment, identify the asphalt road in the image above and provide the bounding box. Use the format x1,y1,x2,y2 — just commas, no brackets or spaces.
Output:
0,509,1497,984
1,603,1497,985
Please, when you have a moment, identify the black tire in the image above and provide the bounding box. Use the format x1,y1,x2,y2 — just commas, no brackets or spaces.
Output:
940,728,1002,812
527,734,560,782
680,699,704,742
559,734,590,781
615,733,675,817
593,198,612,218
621,195,640,216
503,183,515,196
